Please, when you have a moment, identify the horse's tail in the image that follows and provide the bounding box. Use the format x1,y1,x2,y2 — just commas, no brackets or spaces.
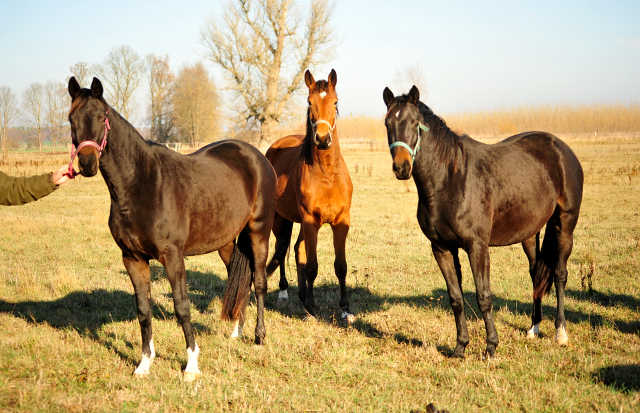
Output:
266,219,293,277
532,216,560,300
221,229,254,322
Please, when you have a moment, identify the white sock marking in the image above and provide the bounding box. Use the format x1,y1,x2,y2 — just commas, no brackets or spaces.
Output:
278,290,289,300
231,319,244,338
556,326,568,345
185,344,200,374
133,339,155,376
526,323,540,339
341,311,356,323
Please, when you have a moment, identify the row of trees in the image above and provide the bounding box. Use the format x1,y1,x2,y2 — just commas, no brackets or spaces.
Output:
2,0,343,152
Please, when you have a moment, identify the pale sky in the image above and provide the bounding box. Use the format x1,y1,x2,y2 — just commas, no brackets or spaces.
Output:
1,0,639,125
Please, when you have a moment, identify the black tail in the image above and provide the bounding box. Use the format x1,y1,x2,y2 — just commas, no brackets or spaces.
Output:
532,216,559,300
266,219,293,277
221,229,254,322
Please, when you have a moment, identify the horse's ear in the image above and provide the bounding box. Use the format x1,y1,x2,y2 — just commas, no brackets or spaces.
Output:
328,69,337,88
383,87,395,107
304,70,316,89
408,85,420,105
68,77,81,100
90,77,103,99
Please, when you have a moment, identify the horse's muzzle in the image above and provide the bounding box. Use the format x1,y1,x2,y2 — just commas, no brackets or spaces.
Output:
315,133,332,150
78,151,99,177
393,158,412,180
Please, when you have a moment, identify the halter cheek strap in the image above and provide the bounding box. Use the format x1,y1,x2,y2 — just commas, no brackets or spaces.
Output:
68,111,110,177
389,123,429,165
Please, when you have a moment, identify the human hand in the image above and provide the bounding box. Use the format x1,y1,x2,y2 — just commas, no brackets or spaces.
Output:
52,164,74,185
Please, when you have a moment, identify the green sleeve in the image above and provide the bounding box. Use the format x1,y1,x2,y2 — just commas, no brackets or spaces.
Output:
0,171,58,206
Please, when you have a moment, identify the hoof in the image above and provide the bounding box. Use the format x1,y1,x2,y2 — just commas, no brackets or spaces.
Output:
183,371,201,382
341,311,356,324
133,372,149,380
452,345,466,359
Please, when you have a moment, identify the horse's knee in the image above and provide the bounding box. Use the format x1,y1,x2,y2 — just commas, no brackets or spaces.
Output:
305,261,318,280
334,259,347,278
476,292,493,314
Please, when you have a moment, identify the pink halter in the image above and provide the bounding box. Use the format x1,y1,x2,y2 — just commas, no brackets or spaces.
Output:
68,111,110,177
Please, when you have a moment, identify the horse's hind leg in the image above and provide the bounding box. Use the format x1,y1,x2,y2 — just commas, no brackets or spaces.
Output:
247,215,273,345
431,244,469,358
553,210,579,345
160,248,200,381
523,233,542,339
123,255,155,377
331,219,353,322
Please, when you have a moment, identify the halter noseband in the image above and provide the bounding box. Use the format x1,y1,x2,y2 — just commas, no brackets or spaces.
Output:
68,110,110,177
309,117,336,140
389,123,429,165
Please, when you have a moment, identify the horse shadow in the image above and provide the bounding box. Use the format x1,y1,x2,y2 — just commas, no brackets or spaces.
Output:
593,364,640,393
265,279,640,361
0,265,227,367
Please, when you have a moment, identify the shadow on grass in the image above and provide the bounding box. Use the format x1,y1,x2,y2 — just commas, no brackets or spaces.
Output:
264,278,640,359
0,266,227,366
593,364,640,393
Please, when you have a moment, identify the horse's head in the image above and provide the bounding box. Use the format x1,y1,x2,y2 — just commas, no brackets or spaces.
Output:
305,69,338,150
383,85,424,180
67,77,109,177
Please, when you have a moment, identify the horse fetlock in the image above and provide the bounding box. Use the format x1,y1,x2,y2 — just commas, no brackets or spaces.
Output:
452,344,466,358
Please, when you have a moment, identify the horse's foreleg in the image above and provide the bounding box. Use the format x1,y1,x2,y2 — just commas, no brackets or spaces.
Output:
161,248,200,381
467,242,499,359
272,213,289,300
522,234,542,339
294,231,307,304
301,220,319,317
123,255,155,377
331,220,353,323
432,245,469,358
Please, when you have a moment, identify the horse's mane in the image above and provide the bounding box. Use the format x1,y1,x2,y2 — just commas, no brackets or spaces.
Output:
394,95,464,170
301,80,338,165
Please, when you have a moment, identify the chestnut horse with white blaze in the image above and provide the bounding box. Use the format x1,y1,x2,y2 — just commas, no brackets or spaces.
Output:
383,86,583,359
265,69,354,321
67,77,276,381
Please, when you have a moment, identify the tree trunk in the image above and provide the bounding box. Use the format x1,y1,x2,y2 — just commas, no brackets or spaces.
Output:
260,117,279,145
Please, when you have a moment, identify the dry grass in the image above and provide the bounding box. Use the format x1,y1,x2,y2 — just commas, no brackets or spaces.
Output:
0,138,639,412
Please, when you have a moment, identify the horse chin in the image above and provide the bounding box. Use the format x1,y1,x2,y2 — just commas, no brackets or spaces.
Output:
315,141,332,150
394,171,411,180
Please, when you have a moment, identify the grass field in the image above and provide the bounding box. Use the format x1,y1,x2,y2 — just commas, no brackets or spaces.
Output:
1,137,639,412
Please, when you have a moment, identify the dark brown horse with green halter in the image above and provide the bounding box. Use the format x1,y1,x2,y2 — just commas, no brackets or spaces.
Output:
265,69,354,321
67,77,277,381
383,86,583,358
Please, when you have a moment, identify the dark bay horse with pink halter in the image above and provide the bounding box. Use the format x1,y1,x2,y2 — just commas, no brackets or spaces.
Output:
383,86,583,358
67,77,277,381
265,69,354,321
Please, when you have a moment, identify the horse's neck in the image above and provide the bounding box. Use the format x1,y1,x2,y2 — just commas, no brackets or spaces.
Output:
309,134,343,174
99,115,152,193
412,129,459,198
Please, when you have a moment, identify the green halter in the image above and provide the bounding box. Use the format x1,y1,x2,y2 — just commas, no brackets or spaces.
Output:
389,123,429,165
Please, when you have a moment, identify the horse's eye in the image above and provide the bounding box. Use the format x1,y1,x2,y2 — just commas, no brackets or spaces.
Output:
307,101,311,106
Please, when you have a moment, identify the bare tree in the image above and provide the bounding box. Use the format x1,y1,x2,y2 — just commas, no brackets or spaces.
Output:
0,86,19,157
201,0,338,142
69,62,91,88
45,81,69,152
173,62,220,147
92,45,145,120
21,82,45,152
393,63,429,99
147,54,175,143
